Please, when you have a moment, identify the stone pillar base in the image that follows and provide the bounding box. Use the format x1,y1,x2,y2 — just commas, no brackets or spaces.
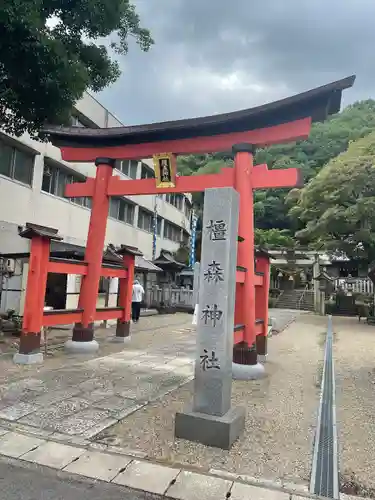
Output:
65,339,99,353
258,354,268,363
175,406,245,450
112,335,131,344
67,322,98,352
232,362,265,380
114,320,131,341
13,352,43,365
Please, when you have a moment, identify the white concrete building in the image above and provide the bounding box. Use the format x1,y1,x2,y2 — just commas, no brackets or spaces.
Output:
0,92,192,314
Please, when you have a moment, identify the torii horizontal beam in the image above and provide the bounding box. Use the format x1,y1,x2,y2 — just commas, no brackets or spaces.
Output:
65,164,302,198
60,118,311,162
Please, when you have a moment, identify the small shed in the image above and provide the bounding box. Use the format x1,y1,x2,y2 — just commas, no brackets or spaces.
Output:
153,250,185,285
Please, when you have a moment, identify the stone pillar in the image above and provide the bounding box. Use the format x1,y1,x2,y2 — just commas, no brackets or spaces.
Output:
313,254,320,314
320,291,326,316
175,187,245,450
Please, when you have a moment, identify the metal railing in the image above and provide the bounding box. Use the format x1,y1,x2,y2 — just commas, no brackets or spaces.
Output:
144,286,194,309
297,284,310,310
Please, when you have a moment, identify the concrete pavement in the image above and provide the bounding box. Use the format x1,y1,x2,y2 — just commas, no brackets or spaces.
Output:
0,429,319,500
0,456,160,500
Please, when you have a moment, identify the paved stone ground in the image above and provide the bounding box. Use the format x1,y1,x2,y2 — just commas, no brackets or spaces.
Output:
0,309,301,440
95,311,318,487
0,314,196,440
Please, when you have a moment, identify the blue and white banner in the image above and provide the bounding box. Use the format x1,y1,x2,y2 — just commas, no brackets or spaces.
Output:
189,211,198,268
152,197,158,261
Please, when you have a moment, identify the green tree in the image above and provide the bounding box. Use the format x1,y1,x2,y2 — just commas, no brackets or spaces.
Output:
292,131,375,261
177,100,375,251
0,0,153,137
254,228,296,248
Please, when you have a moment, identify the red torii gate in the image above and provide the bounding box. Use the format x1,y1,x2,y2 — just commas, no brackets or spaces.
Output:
14,76,354,363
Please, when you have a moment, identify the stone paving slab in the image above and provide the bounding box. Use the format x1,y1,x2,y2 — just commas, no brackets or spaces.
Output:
64,450,133,481
166,470,232,500
22,441,85,468
0,431,44,458
112,459,180,494
0,427,333,500
0,318,195,439
231,482,289,500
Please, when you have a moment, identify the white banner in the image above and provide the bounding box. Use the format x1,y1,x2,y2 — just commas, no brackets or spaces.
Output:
192,304,198,325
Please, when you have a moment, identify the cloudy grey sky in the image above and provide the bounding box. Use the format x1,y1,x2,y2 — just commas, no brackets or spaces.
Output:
98,0,374,126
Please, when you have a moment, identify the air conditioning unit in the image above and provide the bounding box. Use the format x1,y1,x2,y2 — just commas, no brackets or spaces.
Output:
0,258,15,274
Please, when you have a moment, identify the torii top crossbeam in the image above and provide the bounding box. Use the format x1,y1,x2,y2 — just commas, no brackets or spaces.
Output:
44,75,355,163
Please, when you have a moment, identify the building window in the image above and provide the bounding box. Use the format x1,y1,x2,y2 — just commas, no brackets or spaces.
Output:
116,160,138,179
184,200,191,220
138,208,153,232
165,193,184,211
164,221,181,242
141,163,155,179
98,276,108,293
156,216,162,236
109,197,134,225
0,140,34,186
70,116,86,127
182,230,189,245
42,161,91,208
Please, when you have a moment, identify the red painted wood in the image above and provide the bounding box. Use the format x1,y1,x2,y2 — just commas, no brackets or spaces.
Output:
255,322,263,336
43,311,83,327
66,164,301,199
234,148,256,346
22,237,50,334
252,165,302,189
118,254,135,323
233,328,244,344
254,274,263,287
94,308,124,321
48,261,88,276
101,267,127,279
107,168,235,197
65,178,95,198
236,270,246,284
60,118,311,162
256,256,271,337
78,163,112,327
233,323,263,344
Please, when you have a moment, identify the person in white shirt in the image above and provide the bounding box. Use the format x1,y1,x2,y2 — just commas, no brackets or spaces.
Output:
132,279,145,323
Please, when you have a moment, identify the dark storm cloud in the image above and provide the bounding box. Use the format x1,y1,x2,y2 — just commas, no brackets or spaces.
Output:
98,0,375,125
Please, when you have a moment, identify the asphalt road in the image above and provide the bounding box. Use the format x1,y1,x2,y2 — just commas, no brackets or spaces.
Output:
0,456,162,500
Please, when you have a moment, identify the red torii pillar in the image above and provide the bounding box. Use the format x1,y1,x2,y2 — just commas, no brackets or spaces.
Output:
67,158,115,352
255,250,272,362
14,224,62,364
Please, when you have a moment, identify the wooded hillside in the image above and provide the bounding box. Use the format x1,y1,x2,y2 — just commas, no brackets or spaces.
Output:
177,99,375,253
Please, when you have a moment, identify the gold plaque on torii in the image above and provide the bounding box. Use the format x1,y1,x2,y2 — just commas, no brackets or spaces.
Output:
153,153,177,188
